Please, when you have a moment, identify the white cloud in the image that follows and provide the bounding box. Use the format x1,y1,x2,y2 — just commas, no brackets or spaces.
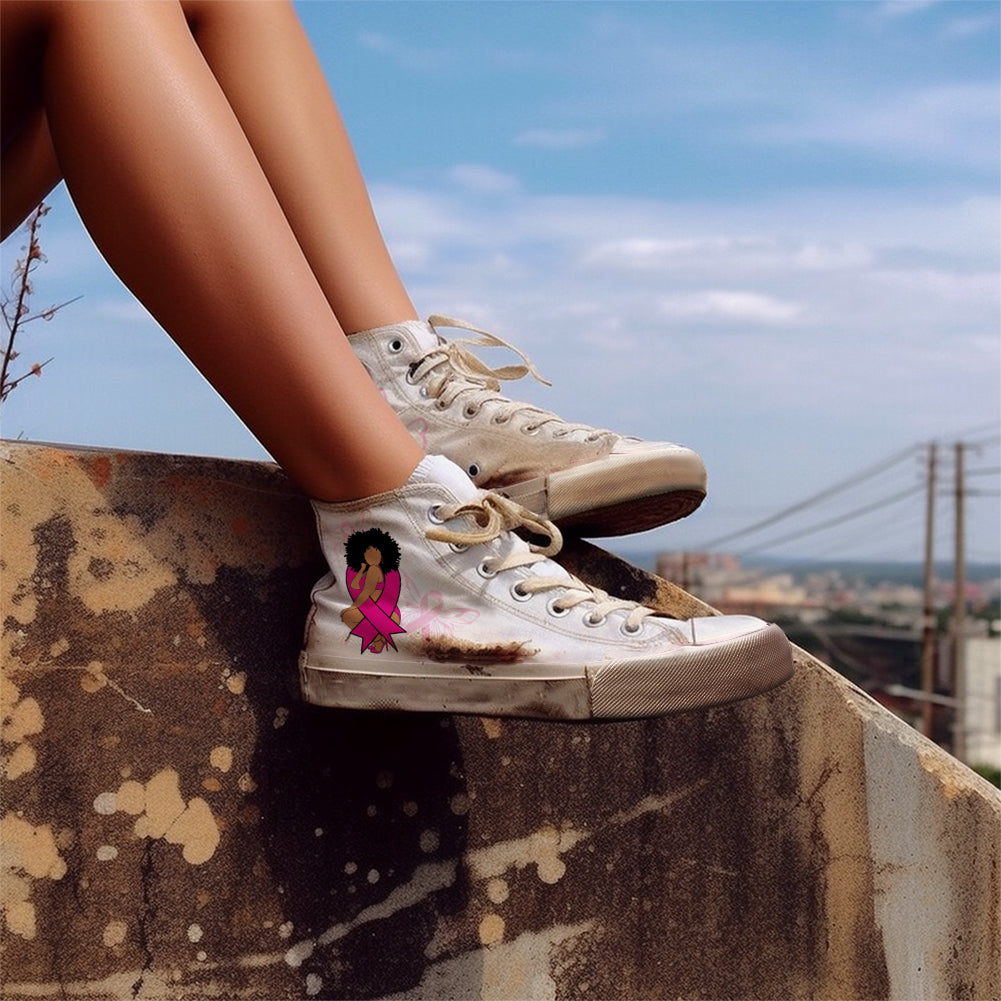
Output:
657,290,802,325
752,82,1000,166
874,0,939,19
447,164,520,194
354,31,443,73
357,31,394,54
943,12,1000,38
582,238,710,269
582,236,874,274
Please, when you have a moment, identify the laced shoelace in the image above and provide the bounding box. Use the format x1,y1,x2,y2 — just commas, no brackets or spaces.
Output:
425,492,656,633
406,315,611,442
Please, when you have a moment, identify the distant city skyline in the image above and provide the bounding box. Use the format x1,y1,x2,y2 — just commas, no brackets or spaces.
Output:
2,0,998,564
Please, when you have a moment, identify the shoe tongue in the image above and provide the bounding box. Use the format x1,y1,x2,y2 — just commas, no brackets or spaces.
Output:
400,319,440,353
411,454,480,504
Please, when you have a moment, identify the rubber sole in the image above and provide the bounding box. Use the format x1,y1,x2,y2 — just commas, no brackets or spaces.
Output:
543,448,707,537
299,624,792,720
555,487,706,537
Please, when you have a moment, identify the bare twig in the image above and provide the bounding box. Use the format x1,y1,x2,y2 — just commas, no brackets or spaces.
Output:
1,202,77,407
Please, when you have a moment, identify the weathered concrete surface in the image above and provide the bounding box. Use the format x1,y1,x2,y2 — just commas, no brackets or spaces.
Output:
1,439,998,1001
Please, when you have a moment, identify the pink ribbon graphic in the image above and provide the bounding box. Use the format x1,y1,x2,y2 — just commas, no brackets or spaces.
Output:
400,574,480,639
347,568,406,653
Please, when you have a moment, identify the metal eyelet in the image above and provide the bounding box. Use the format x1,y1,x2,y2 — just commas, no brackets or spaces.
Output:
467,463,480,478
388,338,404,354
583,611,607,628
449,542,469,553
547,597,572,618
620,620,643,636
463,404,480,419
521,424,541,436
477,560,498,579
510,581,533,602
428,505,445,525
491,414,511,425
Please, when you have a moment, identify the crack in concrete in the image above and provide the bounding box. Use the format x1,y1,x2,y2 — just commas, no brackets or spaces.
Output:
130,840,157,1000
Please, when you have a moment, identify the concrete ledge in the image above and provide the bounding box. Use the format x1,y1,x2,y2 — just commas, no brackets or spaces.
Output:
2,440,998,1001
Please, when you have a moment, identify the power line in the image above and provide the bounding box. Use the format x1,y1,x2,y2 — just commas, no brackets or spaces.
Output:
736,483,925,556
797,505,925,562
942,420,1001,441
696,443,923,551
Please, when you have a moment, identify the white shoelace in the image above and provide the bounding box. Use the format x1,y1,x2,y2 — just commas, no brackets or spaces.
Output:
425,492,655,633
406,315,612,442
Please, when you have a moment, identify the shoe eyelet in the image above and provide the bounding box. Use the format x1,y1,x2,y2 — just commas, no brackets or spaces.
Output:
547,597,572,618
467,462,480,478
583,611,607,628
510,581,533,602
521,424,541,436
477,560,498,579
428,505,445,525
463,404,480,419
491,414,511,426
620,620,643,636
449,542,469,553
434,399,449,411
388,338,404,354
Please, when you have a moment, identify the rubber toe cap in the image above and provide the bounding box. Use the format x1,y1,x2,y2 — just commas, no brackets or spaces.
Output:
689,614,771,645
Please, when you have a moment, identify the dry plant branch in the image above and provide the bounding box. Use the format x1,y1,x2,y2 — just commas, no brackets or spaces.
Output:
1,202,80,407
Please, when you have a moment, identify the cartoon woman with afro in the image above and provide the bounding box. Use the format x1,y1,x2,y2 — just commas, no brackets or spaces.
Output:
341,528,406,653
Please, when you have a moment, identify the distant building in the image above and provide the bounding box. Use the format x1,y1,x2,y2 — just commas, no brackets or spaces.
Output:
656,551,823,619
963,636,1001,770
657,550,1001,766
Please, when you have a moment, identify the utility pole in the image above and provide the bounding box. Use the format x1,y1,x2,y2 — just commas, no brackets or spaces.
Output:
920,442,937,739
952,441,966,761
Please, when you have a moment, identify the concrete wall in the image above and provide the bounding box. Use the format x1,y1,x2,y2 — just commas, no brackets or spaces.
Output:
2,439,998,1001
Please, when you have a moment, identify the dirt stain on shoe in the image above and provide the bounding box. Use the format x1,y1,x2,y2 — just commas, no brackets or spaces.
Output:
414,635,536,665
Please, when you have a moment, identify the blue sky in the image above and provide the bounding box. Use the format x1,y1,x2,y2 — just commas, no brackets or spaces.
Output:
2,0,998,565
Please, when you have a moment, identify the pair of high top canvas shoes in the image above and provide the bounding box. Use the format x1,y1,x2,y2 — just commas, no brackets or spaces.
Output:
299,316,792,720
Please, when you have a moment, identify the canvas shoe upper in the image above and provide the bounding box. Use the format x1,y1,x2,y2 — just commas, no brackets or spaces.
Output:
299,455,792,720
348,315,707,537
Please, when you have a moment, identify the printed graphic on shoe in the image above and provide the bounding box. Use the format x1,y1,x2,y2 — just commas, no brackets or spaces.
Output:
399,574,480,641
341,528,406,654
348,315,707,537
300,455,793,719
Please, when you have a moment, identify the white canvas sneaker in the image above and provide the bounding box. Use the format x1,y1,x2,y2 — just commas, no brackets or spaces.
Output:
348,315,707,537
299,455,792,720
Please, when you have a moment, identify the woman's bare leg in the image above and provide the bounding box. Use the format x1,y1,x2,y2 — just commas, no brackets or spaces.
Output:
1,3,61,238
180,0,417,334
1,0,412,327
0,110,61,240
1,0,422,501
